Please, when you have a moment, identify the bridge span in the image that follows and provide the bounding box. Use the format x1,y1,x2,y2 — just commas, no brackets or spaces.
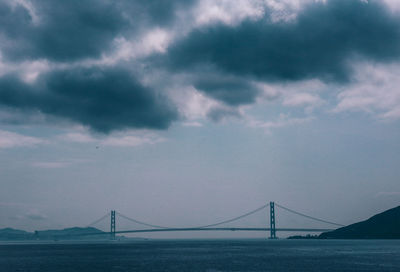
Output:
113,227,334,235
85,201,343,239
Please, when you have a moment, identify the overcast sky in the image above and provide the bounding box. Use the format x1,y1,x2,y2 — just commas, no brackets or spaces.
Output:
0,0,400,238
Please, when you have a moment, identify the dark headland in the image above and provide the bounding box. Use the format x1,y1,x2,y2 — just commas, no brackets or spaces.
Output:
319,205,400,239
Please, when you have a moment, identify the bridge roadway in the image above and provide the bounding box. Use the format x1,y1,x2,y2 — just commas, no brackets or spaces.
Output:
45,227,334,240
112,227,334,234
45,228,334,240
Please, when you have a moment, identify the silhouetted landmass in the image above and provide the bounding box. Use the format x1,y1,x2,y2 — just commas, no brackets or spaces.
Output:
35,227,106,240
0,228,33,240
0,227,109,241
319,206,400,239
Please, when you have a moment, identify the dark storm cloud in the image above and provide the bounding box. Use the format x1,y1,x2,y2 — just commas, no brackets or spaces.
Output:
0,0,127,61
166,0,400,84
0,68,178,132
121,0,196,26
1,0,399,130
0,0,195,132
0,0,196,62
194,75,259,105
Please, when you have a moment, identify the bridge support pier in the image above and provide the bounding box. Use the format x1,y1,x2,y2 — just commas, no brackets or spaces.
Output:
269,202,276,239
110,210,116,240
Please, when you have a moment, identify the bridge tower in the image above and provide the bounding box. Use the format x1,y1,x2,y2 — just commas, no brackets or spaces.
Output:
269,202,276,239
110,210,116,240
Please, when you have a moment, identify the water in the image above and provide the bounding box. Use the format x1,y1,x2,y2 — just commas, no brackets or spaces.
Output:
1,239,399,271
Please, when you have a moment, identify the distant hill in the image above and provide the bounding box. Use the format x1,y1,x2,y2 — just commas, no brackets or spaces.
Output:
35,227,106,240
0,228,33,240
319,206,400,239
0,227,108,241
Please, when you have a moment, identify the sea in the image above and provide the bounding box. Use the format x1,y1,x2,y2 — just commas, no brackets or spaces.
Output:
1,239,399,271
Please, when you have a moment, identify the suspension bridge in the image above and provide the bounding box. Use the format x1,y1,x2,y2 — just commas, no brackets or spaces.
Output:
85,202,344,239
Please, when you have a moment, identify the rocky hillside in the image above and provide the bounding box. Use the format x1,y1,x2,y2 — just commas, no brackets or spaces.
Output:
320,206,400,239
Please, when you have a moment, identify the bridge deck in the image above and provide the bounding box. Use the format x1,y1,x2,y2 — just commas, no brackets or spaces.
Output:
42,227,335,239
114,227,333,234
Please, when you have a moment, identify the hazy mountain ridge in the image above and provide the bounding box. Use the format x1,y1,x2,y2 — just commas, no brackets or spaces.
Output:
319,206,400,239
0,227,107,241
0,228,33,240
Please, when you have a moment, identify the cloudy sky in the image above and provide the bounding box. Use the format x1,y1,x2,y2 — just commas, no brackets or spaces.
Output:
1,0,400,238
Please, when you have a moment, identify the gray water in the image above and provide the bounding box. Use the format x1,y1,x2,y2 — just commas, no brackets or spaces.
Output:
1,239,399,271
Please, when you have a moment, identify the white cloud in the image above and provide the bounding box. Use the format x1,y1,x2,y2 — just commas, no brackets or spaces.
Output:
191,0,325,27
264,0,304,22
102,134,165,147
283,92,324,107
19,60,50,83
5,0,40,25
0,56,50,83
382,0,400,13
256,82,282,101
193,0,265,27
171,86,220,121
334,62,400,120
0,130,43,148
109,28,172,63
61,132,95,143
61,130,165,147
256,79,326,113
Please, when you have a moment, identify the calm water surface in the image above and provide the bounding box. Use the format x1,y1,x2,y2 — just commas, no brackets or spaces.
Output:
1,239,399,271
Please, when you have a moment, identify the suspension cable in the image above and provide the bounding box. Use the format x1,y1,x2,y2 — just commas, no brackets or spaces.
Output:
116,203,270,229
116,212,171,229
86,203,341,231
194,203,270,228
275,203,344,227
86,212,110,227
